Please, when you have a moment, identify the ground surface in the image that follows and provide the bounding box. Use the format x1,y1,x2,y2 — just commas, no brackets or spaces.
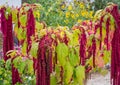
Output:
86,71,110,85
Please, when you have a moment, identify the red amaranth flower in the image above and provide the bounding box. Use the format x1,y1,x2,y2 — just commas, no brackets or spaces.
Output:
36,35,53,85
26,8,35,53
108,5,120,85
92,37,96,67
0,8,21,85
105,18,110,50
79,30,87,66
99,16,104,50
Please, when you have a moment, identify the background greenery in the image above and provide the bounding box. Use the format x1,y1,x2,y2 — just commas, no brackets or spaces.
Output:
21,0,120,28
22,0,93,28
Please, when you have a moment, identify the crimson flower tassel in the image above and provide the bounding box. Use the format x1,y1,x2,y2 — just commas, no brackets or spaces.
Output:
17,9,20,29
0,8,21,85
26,8,35,53
79,30,87,66
12,64,22,85
92,37,96,67
8,14,22,85
105,18,110,50
99,16,104,50
36,35,53,85
94,23,99,34
26,9,36,74
16,9,20,46
109,5,120,85
0,8,8,60
63,33,68,45
87,46,92,59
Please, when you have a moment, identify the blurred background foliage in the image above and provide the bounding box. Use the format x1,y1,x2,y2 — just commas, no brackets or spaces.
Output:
22,0,93,28
91,0,120,11
22,0,120,28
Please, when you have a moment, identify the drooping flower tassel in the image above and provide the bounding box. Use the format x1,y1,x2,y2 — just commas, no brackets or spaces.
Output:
79,30,87,66
8,14,22,85
92,37,96,67
63,33,68,45
99,16,104,50
105,18,110,50
12,64,22,85
107,5,120,85
36,35,53,85
26,8,35,53
26,9,36,74
0,8,8,61
0,8,21,85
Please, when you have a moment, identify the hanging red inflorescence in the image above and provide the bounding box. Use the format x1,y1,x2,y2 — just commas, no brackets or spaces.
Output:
36,35,53,85
106,5,120,85
0,7,8,61
105,18,110,50
26,8,37,74
26,8,35,53
99,16,104,50
79,30,87,66
63,33,69,45
17,9,20,29
92,37,96,67
0,8,21,85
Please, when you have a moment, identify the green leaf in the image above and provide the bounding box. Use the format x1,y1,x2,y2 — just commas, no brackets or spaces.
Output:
17,28,26,41
55,64,61,80
0,59,4,66
56,43,69,66
102,23,106,41
6,50,16,58
69,49,79,66
36,21,43,30
5,59,11,69
103,51,110,64
30,42,39,58
64,62,73,84
21,41,27,55
3,80,10,85
12,9,18,23
86,56,93,66
50,74,57,85
0,80,3,85
6,7,11,14
26,60,34,74
13,56,22,68
75,66,85,85
17,28,23,40
69,29,80,46
0,69,3,75
19,61,26,74
20,15,27,27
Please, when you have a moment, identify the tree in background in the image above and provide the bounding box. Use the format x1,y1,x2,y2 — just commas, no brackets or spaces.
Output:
92,0,120,11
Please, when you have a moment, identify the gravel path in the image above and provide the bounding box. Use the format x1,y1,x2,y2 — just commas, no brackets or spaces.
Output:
86,72,110,85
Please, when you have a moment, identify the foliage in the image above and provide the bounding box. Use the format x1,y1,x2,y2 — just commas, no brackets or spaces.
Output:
22,0,94,28
6,50,36,85
92,0,120,11
0,2,117,85
0,59,12,85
